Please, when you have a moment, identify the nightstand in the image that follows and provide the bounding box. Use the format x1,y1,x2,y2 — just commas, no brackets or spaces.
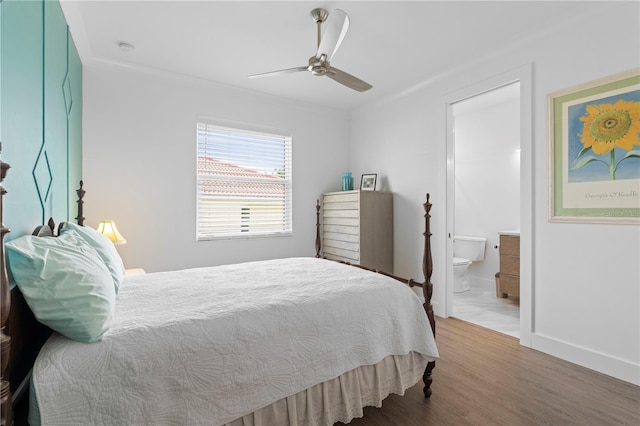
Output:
125,268,146,276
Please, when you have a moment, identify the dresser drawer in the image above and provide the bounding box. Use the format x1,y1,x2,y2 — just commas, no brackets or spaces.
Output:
323,231,359,244
500,235,519,256
323,208,359,218
323,200,359,211
500,274,520,296
323,192,360,203
500,255,520,276
324,253,358,264
323,224,359,235
322,216,359,227
323,238,359,253
323,245,359,262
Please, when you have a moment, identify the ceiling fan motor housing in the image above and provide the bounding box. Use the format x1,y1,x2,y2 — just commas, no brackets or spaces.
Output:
308,55,330,76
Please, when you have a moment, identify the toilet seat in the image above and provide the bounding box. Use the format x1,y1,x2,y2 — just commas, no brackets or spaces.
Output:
453,257,471,266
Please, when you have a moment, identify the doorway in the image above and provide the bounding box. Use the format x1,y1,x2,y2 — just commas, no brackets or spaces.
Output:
451,82,521,337
444,64,533,345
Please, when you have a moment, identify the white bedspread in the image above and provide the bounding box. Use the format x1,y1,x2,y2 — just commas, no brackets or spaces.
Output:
32,257,438,425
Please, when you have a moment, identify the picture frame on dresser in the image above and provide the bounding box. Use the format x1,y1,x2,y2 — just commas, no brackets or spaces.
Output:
548,68,640,224
360,173,377,191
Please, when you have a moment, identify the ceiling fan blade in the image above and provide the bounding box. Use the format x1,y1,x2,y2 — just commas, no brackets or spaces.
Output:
316,9,349,62
327,67,372,92
248,66,308,78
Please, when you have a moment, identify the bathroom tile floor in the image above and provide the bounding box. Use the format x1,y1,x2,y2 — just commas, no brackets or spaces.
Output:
452,286,520,338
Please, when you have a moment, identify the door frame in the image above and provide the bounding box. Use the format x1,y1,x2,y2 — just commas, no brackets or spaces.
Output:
444,64,533,346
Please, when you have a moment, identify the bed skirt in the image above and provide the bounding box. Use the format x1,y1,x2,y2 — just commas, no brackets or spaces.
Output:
226,351,429,426
29,351,428,425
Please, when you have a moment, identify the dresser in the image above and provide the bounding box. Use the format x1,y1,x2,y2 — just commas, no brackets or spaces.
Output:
497,231,520,298
321,190,393,272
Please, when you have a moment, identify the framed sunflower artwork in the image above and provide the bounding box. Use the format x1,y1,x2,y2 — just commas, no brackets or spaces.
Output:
548,68,640,224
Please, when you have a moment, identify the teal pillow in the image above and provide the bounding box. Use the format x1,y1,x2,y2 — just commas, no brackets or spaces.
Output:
5,231,116,343
60,222,125,294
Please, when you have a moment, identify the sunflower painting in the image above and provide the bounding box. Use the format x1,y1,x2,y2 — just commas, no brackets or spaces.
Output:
549,69,640,223
569,95,640,182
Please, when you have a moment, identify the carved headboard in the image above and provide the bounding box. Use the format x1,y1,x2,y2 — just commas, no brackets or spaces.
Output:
1,147,13,424
0,160,86,424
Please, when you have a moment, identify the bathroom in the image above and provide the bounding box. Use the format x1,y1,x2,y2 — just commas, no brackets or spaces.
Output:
451,82,521,337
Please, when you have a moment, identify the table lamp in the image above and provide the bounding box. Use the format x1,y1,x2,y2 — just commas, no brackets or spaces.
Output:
96,220,127,245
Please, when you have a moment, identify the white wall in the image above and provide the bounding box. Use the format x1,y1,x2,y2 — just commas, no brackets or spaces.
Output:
454,88,520,287
349,2,639,384
81,1,639,386
83,60,349,272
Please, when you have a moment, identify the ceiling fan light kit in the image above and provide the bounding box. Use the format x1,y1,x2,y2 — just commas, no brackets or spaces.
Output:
249,8,372,92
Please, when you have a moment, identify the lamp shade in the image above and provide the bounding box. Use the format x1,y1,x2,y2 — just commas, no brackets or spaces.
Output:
96,220,127,245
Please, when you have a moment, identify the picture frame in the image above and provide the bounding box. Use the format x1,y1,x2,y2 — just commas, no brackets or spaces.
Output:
360,173,377,191
548,68,640,224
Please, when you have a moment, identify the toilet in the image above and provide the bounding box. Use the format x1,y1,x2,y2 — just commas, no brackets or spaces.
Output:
453,235,487,293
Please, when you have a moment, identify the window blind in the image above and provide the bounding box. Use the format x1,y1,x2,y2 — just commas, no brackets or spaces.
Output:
196,122,292,240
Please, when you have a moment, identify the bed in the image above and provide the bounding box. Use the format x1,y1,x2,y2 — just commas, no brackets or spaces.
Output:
0,164,438,425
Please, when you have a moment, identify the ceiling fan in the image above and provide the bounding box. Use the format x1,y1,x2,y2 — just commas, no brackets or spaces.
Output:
249,8,372,92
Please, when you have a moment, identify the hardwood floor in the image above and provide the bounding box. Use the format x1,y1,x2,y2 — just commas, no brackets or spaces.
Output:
339,317,640,425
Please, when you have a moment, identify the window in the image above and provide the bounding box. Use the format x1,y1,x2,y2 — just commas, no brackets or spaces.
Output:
196,122,292,240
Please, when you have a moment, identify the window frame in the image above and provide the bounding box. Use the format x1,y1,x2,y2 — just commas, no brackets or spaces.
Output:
196,119,293,241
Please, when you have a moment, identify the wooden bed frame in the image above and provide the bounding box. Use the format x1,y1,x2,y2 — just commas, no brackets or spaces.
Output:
315,197,436,399
0,159,436,425
1,149,12,424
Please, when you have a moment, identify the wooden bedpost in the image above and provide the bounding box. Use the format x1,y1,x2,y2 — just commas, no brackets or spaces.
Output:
315,199,321,258
313,193,436,398
422,193,435,398
75,181,85,226
1,145,13,425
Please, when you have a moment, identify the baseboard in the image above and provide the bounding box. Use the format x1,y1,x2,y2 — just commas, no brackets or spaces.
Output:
532,333,640,386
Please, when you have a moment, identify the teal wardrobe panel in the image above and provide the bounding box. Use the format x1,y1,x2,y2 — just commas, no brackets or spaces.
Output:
0,0,44,237
0,0,82,238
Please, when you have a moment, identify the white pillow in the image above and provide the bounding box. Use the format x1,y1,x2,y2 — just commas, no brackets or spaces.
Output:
60,222,125,294
6,231,116,343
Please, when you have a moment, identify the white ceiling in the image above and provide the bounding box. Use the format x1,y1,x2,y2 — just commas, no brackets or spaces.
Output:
60,1,589,112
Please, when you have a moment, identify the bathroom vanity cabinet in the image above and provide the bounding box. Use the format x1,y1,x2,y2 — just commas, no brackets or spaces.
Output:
498,232,520,298
321,190,393,272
